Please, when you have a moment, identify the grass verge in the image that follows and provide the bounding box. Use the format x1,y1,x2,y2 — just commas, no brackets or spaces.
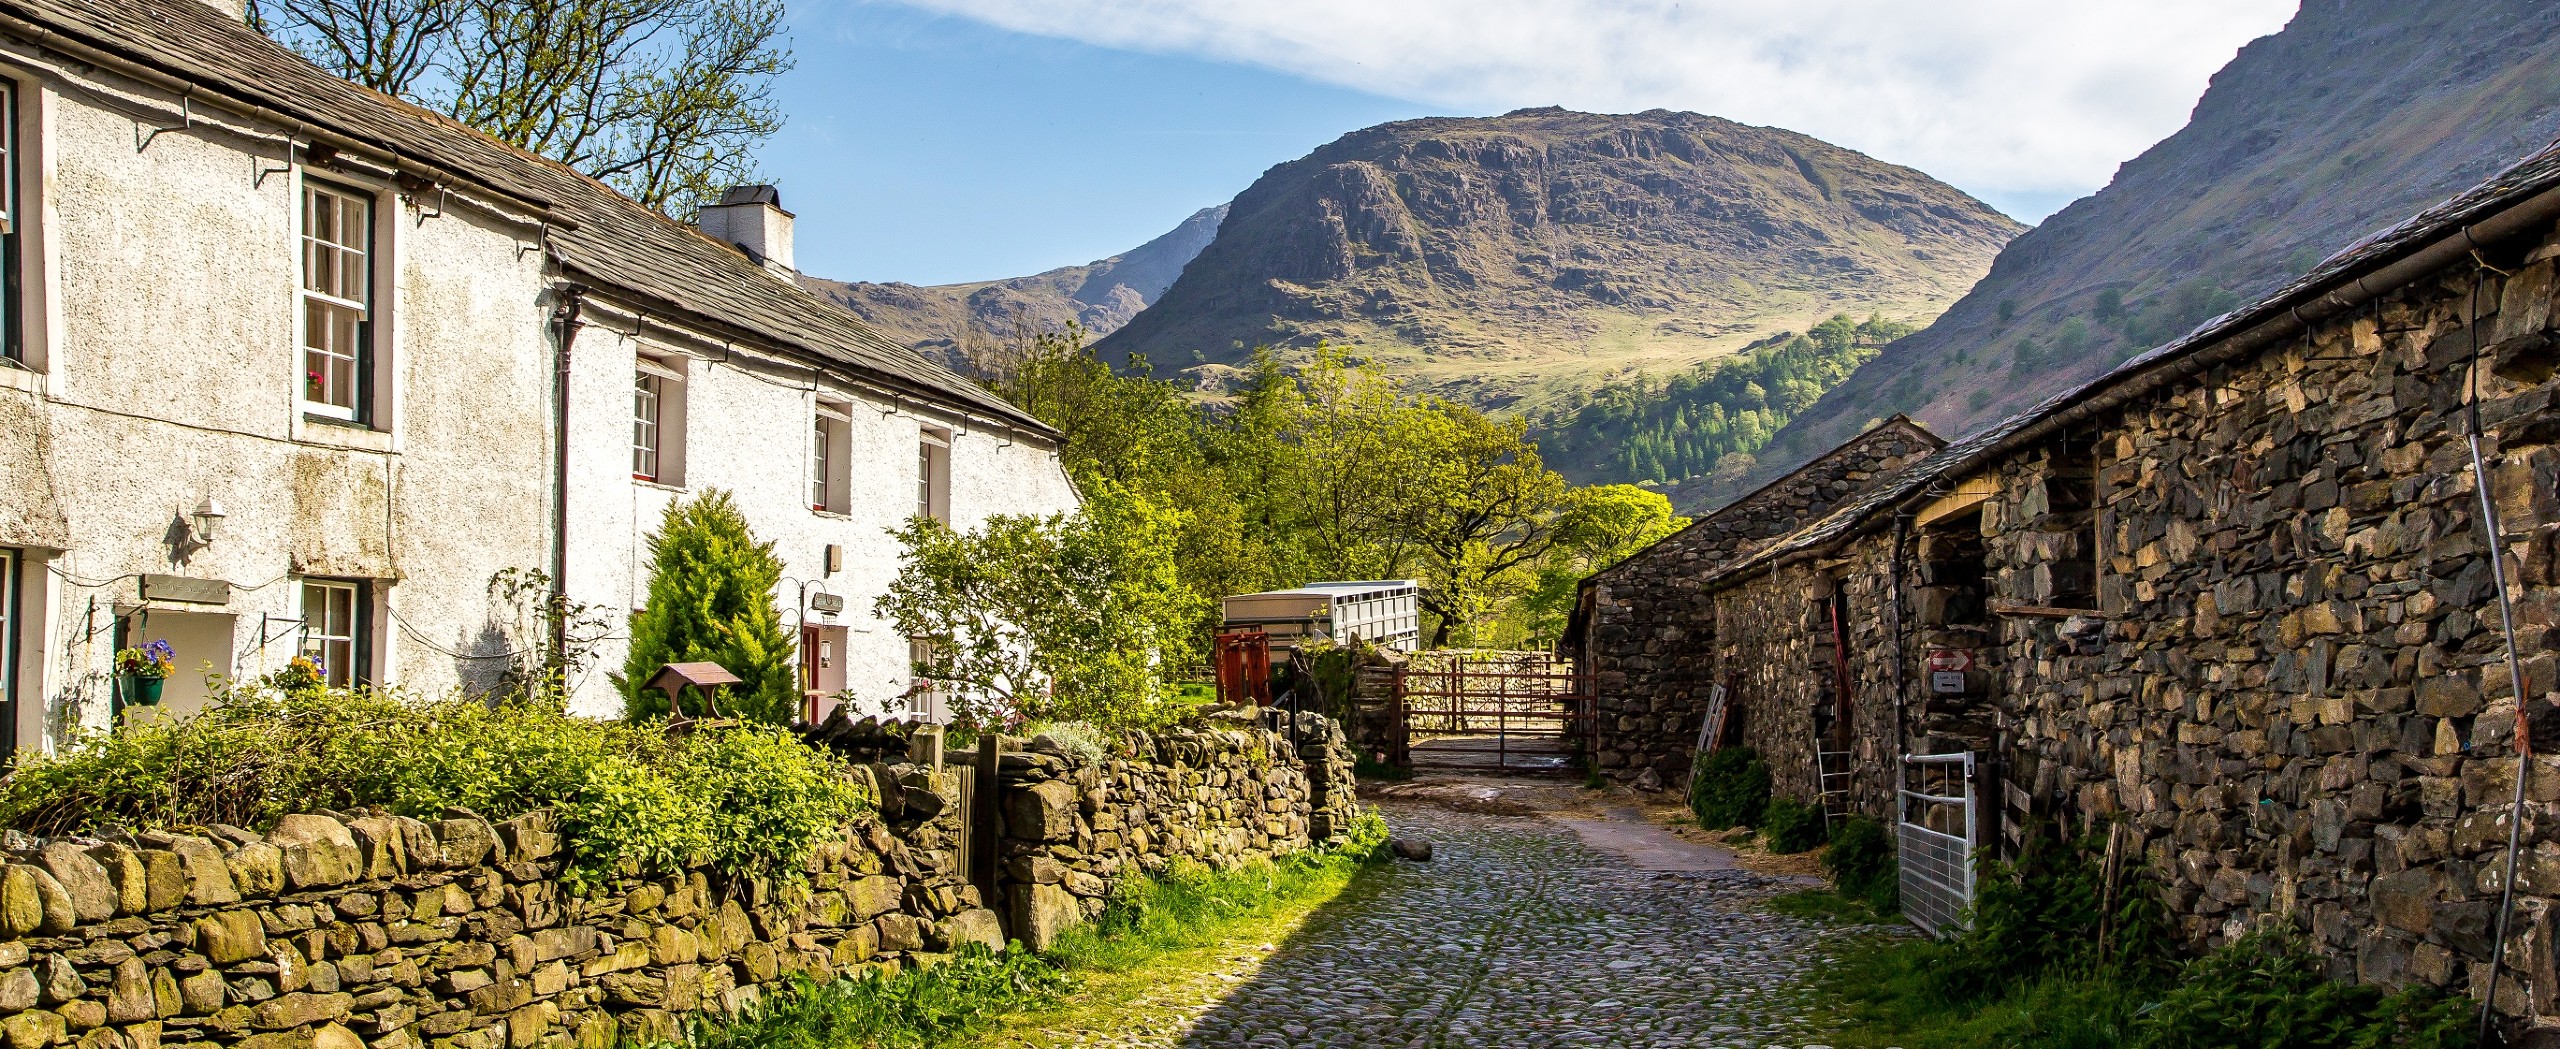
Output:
650,809,1390,1048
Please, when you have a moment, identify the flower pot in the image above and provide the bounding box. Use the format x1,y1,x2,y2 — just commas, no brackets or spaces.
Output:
121,675,164,706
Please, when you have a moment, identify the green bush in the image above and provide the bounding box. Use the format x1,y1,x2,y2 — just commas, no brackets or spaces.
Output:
1687,747,1770,830
1762,797,1828,854
2130,931,2474,1049
1809,823,2471,1049
616,490,799,725
656,945,1071,1049
0,686,867,887
1822,817,1897,913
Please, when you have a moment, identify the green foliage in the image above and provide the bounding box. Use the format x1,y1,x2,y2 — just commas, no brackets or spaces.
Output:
995,332,1643,650
616,490,797,725
1534,313,1906,488
1762,797,1828,854
1805,823,2465,1049
877,484,1207,730
1018,720,1113,764
658,808,1389,1048
1047,807,1388,973
1687,747,1771,830
1823,817,1898,913
0,686,867,887
254,0,793,214
1518,484,1690,640
2117,278,2243,349
2132,931,2475,1049
651,945,1071,1049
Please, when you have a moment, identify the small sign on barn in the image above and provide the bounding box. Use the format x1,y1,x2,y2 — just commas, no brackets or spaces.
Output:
1927,649,1975,695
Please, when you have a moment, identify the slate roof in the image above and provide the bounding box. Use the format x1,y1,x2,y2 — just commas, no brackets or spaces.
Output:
1690,137,2560,593
1,0,1053,436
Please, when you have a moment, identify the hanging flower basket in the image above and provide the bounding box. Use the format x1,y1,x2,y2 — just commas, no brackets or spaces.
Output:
119,675,164,706
115,641,173,706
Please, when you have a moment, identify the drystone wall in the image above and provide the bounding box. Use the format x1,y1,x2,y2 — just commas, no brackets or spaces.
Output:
0,710,1358,1049
1584,418,1940,787
995,708,1359,951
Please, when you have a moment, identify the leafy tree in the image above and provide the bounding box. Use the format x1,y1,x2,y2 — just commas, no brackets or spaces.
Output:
252,0,791,213
614,490,796,723
1516,485,1690,640
876,485,1206,729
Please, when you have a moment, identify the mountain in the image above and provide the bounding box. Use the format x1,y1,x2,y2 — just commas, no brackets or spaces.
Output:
1090,108,2023,413
799,204,1227,367
1741,0,2560,505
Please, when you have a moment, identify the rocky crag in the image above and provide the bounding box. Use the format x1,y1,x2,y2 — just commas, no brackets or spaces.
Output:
800,205,1227,371
1746,0,2560,503
1091,108,2021,411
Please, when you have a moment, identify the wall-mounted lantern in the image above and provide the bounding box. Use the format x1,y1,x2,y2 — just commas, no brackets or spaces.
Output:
189,496,227,546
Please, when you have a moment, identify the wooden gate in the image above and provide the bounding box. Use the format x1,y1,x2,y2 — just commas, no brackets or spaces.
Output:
1392,651,1594,775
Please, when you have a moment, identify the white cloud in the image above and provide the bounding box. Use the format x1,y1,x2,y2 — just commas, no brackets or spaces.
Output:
864,0,2299,215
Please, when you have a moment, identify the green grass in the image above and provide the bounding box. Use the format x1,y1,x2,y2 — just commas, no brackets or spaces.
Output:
642,947,1072,1049
1767,888,1893,926
1046,814,1387,974
1809,937,2145,1049
652,810,1390,1049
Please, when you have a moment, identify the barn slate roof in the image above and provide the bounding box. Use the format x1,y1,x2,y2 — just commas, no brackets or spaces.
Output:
1,0,1054,436
1689,136,2560,594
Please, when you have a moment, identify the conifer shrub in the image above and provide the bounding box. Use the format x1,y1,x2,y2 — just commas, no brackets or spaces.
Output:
1687,746,1770,830
1822,816,1898,913
1762,796,1829,854
0,685,867,887
617,489,798,724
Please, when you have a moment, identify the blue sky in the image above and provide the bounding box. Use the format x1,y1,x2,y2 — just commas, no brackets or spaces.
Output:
768,0,2296,286
766,5,1428,284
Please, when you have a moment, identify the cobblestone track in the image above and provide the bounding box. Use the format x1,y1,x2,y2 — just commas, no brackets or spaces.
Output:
1165,802,1853,1049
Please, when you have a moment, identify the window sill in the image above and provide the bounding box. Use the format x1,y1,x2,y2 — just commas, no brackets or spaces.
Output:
634,478,687,493
811,508,850,520
0,365,39,395
297,414,395,453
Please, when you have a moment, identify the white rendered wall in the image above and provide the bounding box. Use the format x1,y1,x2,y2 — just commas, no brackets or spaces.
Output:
0,57,557,751
560,307,1081,718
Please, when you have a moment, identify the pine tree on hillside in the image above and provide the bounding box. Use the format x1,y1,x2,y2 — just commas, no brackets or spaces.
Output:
615,490,798,724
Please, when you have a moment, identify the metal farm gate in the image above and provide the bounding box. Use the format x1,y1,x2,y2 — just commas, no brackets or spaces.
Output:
1392,651,1594,775
1897,752,1978,937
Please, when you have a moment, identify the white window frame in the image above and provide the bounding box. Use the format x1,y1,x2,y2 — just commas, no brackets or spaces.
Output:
298,179,374,422
812,400,851,513
917,426,950,523
0,549,15,717
634,353,687,486
634,371,663,481
298,579,364,688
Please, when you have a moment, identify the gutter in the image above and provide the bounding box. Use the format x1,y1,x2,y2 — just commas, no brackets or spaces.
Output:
549,284,587,669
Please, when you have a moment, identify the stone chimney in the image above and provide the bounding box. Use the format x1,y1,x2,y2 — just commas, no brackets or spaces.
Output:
696,184,794,280
199,0,248,21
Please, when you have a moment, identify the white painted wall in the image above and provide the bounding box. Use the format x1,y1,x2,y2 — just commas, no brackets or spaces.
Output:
560,301,1080,718
0,49,558,751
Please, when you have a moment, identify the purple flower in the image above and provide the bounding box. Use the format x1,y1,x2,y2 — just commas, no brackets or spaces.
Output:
143,640,174,663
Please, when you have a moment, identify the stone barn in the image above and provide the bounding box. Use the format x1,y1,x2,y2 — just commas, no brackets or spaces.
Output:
1592,137,2560,1032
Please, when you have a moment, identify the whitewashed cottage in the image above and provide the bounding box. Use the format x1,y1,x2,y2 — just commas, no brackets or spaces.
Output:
0,0,1080,751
